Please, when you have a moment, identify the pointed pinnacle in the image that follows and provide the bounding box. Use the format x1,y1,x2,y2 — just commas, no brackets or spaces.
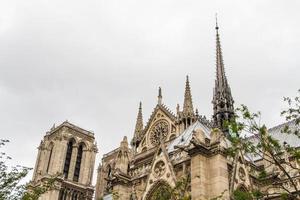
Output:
215,20,227,89
158,87,162,105
212,19,235,129
133,102,143,139
215,13,219,31
183,75,194,115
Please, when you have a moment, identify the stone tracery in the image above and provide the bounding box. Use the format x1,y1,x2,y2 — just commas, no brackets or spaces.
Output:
149,120,169,146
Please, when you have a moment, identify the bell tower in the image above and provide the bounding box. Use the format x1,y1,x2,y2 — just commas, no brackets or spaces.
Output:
30,121,98,200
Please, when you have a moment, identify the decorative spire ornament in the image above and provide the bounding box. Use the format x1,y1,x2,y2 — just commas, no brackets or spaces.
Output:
131,102,144,149
212,16,235,131
177,76,196,130
158,87,162,105
182,75,194,116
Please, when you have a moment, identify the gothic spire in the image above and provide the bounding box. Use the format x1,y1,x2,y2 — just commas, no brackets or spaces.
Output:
131,102,144,150
183,75,194,116
133,102,143,139
212,17,235,130
215,16,227,89
177,76,196,131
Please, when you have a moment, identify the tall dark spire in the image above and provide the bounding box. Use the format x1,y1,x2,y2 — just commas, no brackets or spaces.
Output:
212,17,235,130
131,102,143,149
183,75,194,116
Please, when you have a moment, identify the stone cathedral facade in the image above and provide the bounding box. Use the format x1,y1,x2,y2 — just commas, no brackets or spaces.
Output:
94,23,236,200
30,23,299,200
94,24,300,200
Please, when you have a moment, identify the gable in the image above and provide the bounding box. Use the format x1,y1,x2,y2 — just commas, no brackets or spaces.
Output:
138,105,176,152
142,143,177,200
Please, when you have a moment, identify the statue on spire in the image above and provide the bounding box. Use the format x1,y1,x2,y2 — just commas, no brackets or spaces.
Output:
212,17,235,131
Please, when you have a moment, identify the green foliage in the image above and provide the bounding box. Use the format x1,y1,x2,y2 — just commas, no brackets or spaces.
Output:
0,139,55,200
151,184,172,200
257,170,267,180
233,189,252,200
0,139,31,200
22,175,58,200
224,89,300,199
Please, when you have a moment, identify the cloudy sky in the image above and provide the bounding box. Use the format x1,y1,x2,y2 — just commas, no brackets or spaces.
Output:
0,0,299,183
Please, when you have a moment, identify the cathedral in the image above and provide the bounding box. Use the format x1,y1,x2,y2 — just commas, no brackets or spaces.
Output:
94,22,236,200
29,22,299,200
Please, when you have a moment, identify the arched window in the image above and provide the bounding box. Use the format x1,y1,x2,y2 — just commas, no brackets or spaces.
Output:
146,180,172,200
73,144,84,182
63,140,74,178
46,144,54,173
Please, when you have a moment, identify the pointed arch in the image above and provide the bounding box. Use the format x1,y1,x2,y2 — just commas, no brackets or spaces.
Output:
237,184,248,192
145,180,172,200
73,142,85,182
63,139,76,178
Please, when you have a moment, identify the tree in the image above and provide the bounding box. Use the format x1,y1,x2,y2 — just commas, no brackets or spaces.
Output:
0,139,56,200
225,89,300,199
0,139,31,200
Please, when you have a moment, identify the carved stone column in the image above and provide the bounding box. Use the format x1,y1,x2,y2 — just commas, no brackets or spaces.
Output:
78,149,88,184
88,150,96,185
82,150,92,184
56,140,68,174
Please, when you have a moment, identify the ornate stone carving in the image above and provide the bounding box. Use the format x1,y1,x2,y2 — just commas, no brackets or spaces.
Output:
153,161,166,178
238,167,246,181
149,120,169,146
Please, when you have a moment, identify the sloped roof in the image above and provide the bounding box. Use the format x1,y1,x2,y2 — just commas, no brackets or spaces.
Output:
168,120,211,153
245,120,299,162
268,120,299,147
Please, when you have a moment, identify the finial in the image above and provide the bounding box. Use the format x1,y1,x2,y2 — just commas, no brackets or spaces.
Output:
158,87,162,105
215,13,219,31
176,103,180,113
51,123,55,130
195,108,199,117
139,101,142,110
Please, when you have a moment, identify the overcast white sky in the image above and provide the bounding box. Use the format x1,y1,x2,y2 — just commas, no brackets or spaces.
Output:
0,0,299,184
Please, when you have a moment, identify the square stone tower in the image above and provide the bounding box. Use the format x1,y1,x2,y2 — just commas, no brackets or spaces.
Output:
30,121,98,200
